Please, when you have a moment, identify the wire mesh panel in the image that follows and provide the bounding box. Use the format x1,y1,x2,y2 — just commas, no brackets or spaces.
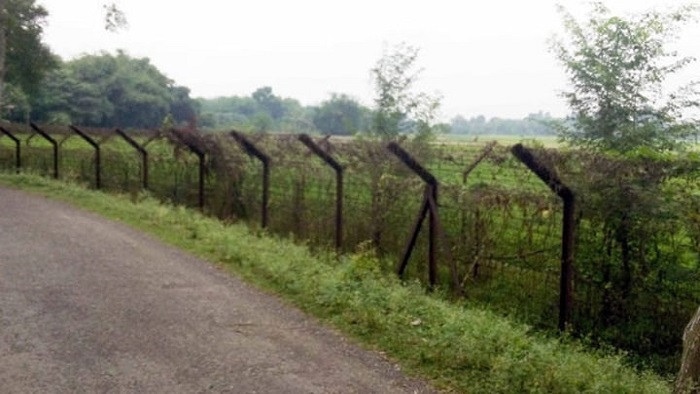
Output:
423,142,562,328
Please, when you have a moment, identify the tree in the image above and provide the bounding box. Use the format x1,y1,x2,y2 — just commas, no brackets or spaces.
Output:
0,0,56,115
196,92,317,132
677,307,700,392
169,85,199,125
250,111,273,133
0,0,126,117
551,2,699,152
0,0,5,110
370,42,441,140
252,86,285,120
28,63,107,125
29,51,193,128
313,93,367,135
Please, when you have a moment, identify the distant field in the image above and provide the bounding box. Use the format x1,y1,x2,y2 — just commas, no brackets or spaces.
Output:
438,133,561,148
440,133,700,151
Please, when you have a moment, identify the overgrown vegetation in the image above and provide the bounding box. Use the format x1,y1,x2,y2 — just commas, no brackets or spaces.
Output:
551,2,699,152
370,42,443,140
548,3,700,372
0,173,673,393
2,126,698,374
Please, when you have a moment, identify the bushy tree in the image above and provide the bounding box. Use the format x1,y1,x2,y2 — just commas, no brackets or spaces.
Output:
29,63,108,125
312,93,368,135
196,88,316,133
0,0,127,115
551,2,699,152
549,5,700,365
169,85,199,125
0,0,56,115
30,51,197,128
252,86,285,120
250,112,273,133
370,43,441,140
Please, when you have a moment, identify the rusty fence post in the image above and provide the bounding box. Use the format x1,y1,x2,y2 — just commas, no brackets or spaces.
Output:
69,126,101,189
387,142,440,288
298,133,343,250
0,127,21,173
230,130,271,229
115,129,149,190
171,131,206,211
30,123,58,179
511,143,575,332
425,189,462,295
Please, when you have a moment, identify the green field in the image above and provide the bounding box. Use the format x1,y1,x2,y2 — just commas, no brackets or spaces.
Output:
438,133,561,148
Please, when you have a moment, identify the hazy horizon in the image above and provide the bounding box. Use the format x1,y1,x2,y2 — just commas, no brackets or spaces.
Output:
38,0,700,121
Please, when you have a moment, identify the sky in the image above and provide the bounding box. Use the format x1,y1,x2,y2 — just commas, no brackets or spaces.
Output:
38,0,700,120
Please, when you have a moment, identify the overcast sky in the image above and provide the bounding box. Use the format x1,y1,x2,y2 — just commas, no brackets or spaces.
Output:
38,0,700,120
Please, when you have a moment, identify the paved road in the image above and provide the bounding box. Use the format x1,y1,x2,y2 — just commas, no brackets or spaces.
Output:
0,187,434,393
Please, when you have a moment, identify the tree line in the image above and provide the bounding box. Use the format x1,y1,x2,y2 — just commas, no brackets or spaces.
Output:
450,112,557,136
0,0,558,137
0,0,697,145
3,44,556,136
6,51,198,128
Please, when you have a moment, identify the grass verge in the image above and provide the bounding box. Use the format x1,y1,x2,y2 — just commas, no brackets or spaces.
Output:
0,173,672,393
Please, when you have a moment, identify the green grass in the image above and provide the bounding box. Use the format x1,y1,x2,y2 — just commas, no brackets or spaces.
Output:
0,173,672,393
437,134,561,148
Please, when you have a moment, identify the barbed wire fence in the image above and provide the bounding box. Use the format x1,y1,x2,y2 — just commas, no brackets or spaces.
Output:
1,121,699,373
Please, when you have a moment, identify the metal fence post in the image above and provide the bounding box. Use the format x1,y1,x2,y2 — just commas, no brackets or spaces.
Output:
69,126,101,189
298,133,344,250
387,142,440,288
511,143,575,332
0,126,21,173
170,130,206,211
114,128,149,190
230,130,271,229
29,123,58,179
